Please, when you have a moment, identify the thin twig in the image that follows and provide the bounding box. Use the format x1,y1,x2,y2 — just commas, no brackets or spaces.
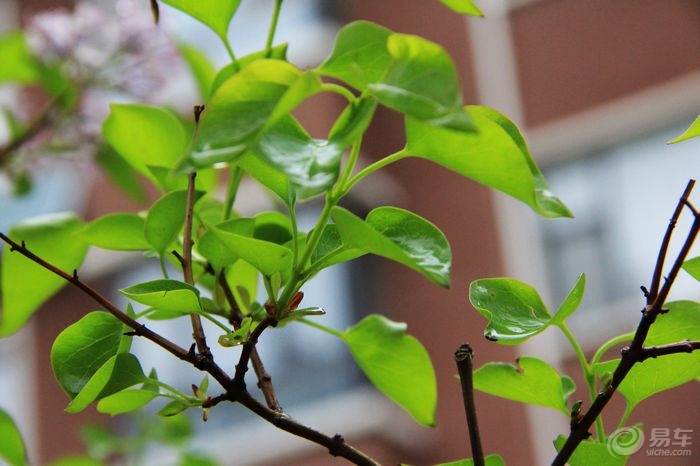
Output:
233,317,273,389
640,340,700,360
0,95,59,169
455,344,484,466
552,180,700,465
182,171,211,358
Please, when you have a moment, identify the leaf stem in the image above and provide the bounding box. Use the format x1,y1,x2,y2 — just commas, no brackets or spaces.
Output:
321,82,357,104
298,317,344,339
343,148,409,193
265,0,284,56
222,37,239,69
591,332,634,366
223,165,244,221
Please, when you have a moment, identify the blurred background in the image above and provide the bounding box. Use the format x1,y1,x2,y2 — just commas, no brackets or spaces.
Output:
1,0,699,465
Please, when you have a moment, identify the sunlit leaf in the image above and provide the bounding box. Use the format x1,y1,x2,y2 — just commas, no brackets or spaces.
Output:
160,0,240,44
96,389,158,416
178,41,216,99
439,0,484,17
406,106,572,218
78,213,149,251
342,314,436,426
192,60,321,166
210,43,288,97
554,435,630,466
550,273,586,325
66,353,145,413
158,400,191,417
437,455,505,466
212,227,293,278
1,213,88,336
144,189,204,254
329,97,378,148
0,408,27,466
103,104,187,183
332,206,451,287
95,145,147,203
197,218,255,271
668,115,700,144
252,116,343,200
120,279,202,313
473,356,574,414
592,301,700,412
310,224,365,271
682,256,700,281
47,457,103,466
369,33,472,131
318,21,393,90
51,312,125,398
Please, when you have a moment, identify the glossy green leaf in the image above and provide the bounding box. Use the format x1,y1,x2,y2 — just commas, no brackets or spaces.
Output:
192,60,321,166
1,213,88,336
550,273,586,326
592,300,700,412
439,0,484,17
210,43,288,97
160,0,240,43
318,21,393,90
120,279,202,313
331,206,451,287
158,399,192,417
668,115,700,144
470,278,551,344
47,457,103,466
198,218,255,270
103,104,187,183
96,389,158,416
0,408,27,466
66,353,145,413
178,42,216,99
144,189,204,254
310,224,365,270
0,31,39,84
554,435,629,466
682,256,700,281
406,106,572,218
212,227,292,278
473,356,574,414
78,213,149,251
437,455,505,466
236,152,293,205
329,97,379,149
252,116,343,199
226,259,259,315
369,33,472,131
51,312,125,398
253,211,293,245
342,314,436,426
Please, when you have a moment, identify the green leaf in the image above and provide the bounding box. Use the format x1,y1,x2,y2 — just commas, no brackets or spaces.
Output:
0,408,27,466
329,97,379,148
95,145,147,203
331,206,451,287
192,60,321,166
668,115,700,144
682,256,700,281
253,211,293,245
96,389,158,416
210,43,288,97
226,259,259,315
550,273,586,325
592,301,700,412
439,0,484,17
120,279,202,313
554,435,629,466
160,0,240,44
236,152,293,205
318,21,393,90
473,356,574,414
252,116,343,200
47,457,104,466
102,104,188,183
51,312,125,398
197,218,255,271
178,42,216,100
368,34,472,131
78,213,149,251
144,189,204,254
310,224,365,271
405,106,572,218
212,227,293,278
470,278,551,344
1,213,88,336
0,31,39,84
158,399,192,417
341,315,436,426
178,452,219,466
437,455,505,466
66,353,145,413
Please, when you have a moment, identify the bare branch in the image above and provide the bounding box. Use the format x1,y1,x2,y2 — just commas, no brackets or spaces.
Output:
455,344,485,466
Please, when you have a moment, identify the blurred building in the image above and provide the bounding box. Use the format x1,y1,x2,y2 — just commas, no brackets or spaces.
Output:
1,1,699,465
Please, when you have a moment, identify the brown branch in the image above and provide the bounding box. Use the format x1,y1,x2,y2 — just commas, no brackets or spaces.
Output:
455,344,484,466
235,390,380,466
640,340,700,360
232,317,273,389
0,232,232,389
0,95,59,169
182,171,211,359
552,180,700,465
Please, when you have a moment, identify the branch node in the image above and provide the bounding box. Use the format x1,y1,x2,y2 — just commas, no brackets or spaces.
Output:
640,285,650,298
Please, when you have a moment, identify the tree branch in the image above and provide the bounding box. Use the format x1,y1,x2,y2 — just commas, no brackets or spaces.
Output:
552,179,700,465
640,340,700,360
455,344,485,466
0,95,58,169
